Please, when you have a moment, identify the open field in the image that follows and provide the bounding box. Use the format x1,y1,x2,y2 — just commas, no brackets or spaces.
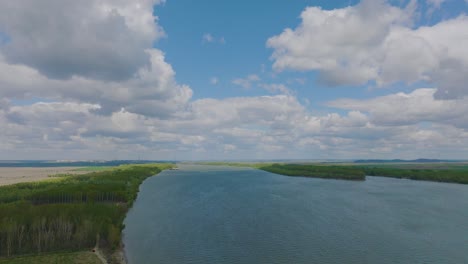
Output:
0,167,89,186
0,251,102,264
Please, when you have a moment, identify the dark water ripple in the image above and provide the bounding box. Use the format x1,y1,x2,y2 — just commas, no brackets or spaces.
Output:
123,165,468,264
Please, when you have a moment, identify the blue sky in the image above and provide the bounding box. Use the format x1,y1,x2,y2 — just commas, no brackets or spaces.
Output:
155,0,371,102
154,0,467,105
175,0,468,108
0,0,468,160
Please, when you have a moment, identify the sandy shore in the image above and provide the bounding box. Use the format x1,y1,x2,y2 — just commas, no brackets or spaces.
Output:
0,167,88,186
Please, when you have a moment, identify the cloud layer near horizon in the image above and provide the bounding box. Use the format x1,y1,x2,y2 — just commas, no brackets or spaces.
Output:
0,0,467,160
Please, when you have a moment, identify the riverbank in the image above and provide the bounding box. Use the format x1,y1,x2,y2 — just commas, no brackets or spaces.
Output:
0,164,173,263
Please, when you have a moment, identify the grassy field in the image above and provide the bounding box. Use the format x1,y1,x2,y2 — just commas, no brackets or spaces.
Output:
0,163,173,261
0,251,102,264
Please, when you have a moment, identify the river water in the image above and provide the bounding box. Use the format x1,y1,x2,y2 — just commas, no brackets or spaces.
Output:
123,165,468,264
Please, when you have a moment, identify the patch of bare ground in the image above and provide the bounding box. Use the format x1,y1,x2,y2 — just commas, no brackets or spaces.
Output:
0,167,88,186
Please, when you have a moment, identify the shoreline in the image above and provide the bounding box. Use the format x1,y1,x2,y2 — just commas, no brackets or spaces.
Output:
113,168,169,264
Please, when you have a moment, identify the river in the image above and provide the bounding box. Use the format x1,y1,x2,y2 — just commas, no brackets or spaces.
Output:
123,165,468,264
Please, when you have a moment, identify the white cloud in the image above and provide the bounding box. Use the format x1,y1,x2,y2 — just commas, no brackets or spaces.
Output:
202,33,214,43
268,0,413,85
232,74,260,89
0,49,192,118
1,0,467,160
327,88,468,128
0,0,165,81
202,33,225,44
2,90,468,159
259,83,292,95
210,77,219,85
268,0,468,98
427,0,446,9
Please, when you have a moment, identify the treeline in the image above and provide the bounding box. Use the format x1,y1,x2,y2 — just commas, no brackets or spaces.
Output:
258,164,468,184
259,164,366,180
0,203,123,257
0,164,172,259
362,167,468,184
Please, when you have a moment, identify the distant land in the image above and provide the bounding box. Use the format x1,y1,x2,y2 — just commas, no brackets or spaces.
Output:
1,159,467,167
0,160,174,167
353,159,465,163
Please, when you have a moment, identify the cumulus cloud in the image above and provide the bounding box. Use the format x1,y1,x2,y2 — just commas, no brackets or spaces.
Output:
210,77,219,85
0,50,192,118
267,0,413,85
327,88,468,128
259,83,292,95
1,0,467,160
202,33,225,44
268,0,468,98
232,74,261,89
0,0,192,119
427,0,446,9
0,0,198,158
0,0,165,81
0,95,307,159
2,90,468,159
202,33,214,43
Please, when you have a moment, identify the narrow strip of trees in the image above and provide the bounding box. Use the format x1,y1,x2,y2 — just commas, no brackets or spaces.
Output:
260,164,365,180
259,164,468,184
362,167,468,184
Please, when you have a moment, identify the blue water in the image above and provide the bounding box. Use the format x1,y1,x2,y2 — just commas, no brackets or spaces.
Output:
123,165,468,264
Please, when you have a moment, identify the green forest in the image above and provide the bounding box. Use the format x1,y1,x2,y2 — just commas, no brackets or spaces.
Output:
259,164,365,180
0,164,172,260
258,164,468,184
361,166,468,184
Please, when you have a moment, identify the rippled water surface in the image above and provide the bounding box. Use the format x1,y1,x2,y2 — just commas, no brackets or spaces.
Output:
123,165,468,264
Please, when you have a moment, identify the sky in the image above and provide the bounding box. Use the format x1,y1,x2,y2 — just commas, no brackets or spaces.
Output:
0,0,468,160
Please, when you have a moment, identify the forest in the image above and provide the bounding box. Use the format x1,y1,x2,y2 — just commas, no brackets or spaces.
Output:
0,164,172,260
258,164,468,184
361,166,468,184
259,164,366,180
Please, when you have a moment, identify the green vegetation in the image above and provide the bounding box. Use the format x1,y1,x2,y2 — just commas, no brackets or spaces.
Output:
0,251,102,264
259,164,366,180
202,162,468,184
357,163,468,171
361,166,468,184
0,164,173,261
48,173,75,178
72,167,114,172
